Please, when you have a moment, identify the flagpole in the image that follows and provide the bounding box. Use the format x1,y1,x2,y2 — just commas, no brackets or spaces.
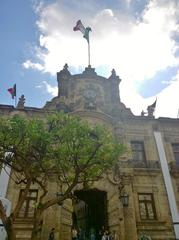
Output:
73,20,92,66
88,40,91,67
15,84,17,108
15,96,17,108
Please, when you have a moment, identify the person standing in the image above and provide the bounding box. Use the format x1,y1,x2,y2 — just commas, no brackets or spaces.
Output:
102,231,107,240
112,230,119,240
99,226,105,240
90,228,96,240
78,228,85,240
72,227,78,240
48,228,55,240
105,230,110,240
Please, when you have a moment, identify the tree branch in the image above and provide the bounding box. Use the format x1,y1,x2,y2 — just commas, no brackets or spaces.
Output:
35,178,48,203
13,178,32,219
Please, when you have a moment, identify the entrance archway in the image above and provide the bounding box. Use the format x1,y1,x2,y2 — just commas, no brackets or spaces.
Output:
73,189,107,240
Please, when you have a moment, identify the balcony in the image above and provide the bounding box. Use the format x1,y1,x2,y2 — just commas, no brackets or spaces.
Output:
168,161,179,175
119,159,161,170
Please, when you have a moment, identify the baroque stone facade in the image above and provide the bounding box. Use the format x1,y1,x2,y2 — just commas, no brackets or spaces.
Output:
1,65,179,240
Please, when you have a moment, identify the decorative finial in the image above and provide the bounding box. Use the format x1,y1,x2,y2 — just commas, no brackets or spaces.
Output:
111,69,116,77
141,110,147,116
17,95,25,109
108,68,121,83
58,63,71,76
63,63,68,70
147,99,157,117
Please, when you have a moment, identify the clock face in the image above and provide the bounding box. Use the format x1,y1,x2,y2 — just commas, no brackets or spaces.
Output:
84,89,96,99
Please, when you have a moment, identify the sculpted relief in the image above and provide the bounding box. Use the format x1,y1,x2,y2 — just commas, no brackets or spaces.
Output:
80,83,103,111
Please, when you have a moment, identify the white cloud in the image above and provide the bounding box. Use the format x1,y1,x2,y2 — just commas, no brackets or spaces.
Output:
35,81,58,96
24,0,179,118
121,70,179,119
155,70,179,118
23,60,44,71
42,81,58,97
29,0,179,80
120,82,157,116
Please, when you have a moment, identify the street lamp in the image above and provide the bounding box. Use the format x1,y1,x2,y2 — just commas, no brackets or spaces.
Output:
120,193,129,207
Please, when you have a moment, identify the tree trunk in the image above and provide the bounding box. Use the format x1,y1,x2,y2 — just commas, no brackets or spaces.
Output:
13,179,32,219
31,208,43,240
0,200,16,240
30,184,76,240
5,216,16,240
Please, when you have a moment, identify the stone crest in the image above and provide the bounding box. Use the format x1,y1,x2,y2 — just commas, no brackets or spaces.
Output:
82,84,99,110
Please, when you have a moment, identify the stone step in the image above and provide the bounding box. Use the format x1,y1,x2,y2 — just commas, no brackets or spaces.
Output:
15,232,32,239
16,237,31,240
15,230,32,239
16,238,31,240
14,224,34,230
14,219,34,240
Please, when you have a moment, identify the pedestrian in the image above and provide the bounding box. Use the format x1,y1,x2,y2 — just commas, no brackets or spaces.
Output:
99,226,105,240
78,228,85,240
72,227,78,240
105,230,113,240
108,231,113,240
48,228,55,240
102,231,107,240
90,228,96,240
112,230,119,240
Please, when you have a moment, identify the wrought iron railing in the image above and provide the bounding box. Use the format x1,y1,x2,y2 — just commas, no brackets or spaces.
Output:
118,159,161,169
168,161,179,173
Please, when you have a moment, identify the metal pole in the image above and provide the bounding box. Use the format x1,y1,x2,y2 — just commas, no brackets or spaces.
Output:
88,41,91,67
154,132,179,239
15,96,17,108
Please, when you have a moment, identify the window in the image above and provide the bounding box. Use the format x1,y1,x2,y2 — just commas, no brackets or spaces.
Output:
131,141,146,161
138,193,156,220
18,189,38,218
172,143,179,166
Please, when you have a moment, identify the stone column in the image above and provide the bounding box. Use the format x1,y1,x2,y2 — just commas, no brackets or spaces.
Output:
118,200,125,240
123,179,138,240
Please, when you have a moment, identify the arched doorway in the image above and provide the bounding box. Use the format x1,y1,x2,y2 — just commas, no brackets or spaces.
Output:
72,189,107,240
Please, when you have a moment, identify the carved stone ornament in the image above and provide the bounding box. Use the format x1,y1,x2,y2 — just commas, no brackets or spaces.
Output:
84,88,97,99
58,63,71,79
138,233,152,240
82,84,99,110
82,84,98,99
17,95,25,109
108,68,121,83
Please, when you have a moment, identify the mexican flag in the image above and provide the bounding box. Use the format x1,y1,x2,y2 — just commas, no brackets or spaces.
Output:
8,84,16,99
73,20,91,43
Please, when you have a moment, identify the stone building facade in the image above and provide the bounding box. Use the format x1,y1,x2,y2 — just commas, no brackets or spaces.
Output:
1,65,179,240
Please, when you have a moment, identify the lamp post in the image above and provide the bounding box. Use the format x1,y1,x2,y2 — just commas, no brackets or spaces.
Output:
120,193,129,207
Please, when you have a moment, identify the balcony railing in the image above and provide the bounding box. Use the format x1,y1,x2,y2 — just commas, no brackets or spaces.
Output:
119,159,161,169
168,161,179,174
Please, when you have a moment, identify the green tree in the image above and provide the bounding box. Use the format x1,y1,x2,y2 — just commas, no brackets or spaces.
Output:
0,113,125,240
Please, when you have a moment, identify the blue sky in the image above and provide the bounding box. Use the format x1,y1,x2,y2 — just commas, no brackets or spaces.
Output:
0,0,179,118
0,0,55,107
